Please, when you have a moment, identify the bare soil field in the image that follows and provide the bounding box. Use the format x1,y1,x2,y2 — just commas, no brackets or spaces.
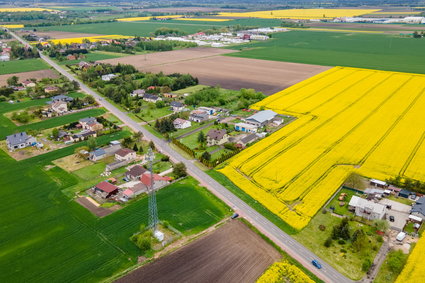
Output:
18,30,102,39
100,47,329,94
0,69,59,86
307,22,423,32
116,220,280,283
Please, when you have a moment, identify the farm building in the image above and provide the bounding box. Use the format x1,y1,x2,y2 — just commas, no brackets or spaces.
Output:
370,179,388,188
348,196,386,220
93,181,119,199
245,110,277,127
237,133,259,147
141,173,172,190
235,122,258,133
6,132,36,151
189,110,209,123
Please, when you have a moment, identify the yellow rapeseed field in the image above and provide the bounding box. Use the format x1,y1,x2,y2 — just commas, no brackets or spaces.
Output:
218,9,380,19
220,67,425,230
371,11,421,14
45,35,133,45
257,260,314,283
395,236,425,282
174,18,231,22
0,8,54,12
116,17,151,22
0,24,24,28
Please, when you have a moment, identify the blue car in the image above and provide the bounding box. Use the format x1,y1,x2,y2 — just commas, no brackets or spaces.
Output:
312,259,322,269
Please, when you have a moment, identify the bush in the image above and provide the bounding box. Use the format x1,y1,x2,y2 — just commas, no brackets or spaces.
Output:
377,236,383,243
362,258,372,272
324,237,332,247
340,249,347,253
338,240,346,245
161,155,170,162
319,225,326,231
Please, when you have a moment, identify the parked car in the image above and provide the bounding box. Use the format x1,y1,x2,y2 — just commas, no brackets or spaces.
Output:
389,215,395,222
312,259,322,269
231,213,239,219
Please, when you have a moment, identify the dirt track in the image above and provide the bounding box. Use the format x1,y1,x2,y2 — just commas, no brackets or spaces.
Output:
116,220,280,283
0,69,59,86
100,47,330,95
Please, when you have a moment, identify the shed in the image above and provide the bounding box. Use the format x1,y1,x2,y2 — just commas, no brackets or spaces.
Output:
399,189,411,198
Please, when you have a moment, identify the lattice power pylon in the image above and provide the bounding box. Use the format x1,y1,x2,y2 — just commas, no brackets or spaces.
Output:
146,148,159,231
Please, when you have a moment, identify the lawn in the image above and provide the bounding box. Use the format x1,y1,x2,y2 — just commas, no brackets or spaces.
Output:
173,84,208,95
326,188,362,216
374,250,408,283
226,30,425,74
293,212,382,280
179,125,217,150
59,51,129,65
136,106,172,122
0,141,229,283
152,161,173,174
0,108,106,139
0,59,50,75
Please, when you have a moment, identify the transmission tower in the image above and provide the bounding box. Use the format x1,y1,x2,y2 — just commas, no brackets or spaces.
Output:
146,148,159,232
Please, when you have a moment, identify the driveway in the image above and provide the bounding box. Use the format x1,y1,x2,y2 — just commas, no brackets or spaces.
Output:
380,199,411,230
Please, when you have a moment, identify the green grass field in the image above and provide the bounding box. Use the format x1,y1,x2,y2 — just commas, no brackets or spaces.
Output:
59,51,129,65
226,30,425,74
0,59,50,75
0,106,106,139
0,141,229,283
41,18,280,36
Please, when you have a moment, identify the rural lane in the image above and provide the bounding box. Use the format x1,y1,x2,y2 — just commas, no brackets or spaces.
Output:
10,31,354,283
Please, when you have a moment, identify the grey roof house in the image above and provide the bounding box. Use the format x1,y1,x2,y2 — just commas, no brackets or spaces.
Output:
6,132,36,151
411,197,425,218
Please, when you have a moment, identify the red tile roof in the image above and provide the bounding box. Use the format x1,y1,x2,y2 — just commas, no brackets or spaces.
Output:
95,181,118,193
140,173,172,186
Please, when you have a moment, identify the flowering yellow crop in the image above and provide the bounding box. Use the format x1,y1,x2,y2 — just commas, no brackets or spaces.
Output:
372,11,421,14
116,17,151,22
257,260,314,283
45,35,133,45
218,9,381,19
174,18,231,22
0,8,54,12
395,236,425,282
220,67,425,230
0,24,24,28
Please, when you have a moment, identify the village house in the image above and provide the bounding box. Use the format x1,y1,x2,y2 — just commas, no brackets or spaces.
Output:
93,181,119,199
89,148,106,162
206,129,229,146
78,61,92,70
72,130,97,142
237,133,259,148
245,110,277,127
163,93,178,98
115,148,136,162
143,94,162,103
130,89,145,97
141,173,172,190
101,74,117,81
189,110,209,123
66,54,76,60
170,101,185,112
6,132,36,151
22,80,36,88
411,197,425,219
235,122,258,133
44,86,60,94
49,94,74,104
79,117,103,132
125,165,147,181
50,101,68,115
173,118,191,129
348,196,386,220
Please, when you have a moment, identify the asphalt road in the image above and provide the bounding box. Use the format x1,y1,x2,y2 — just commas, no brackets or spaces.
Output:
10,31,354,283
